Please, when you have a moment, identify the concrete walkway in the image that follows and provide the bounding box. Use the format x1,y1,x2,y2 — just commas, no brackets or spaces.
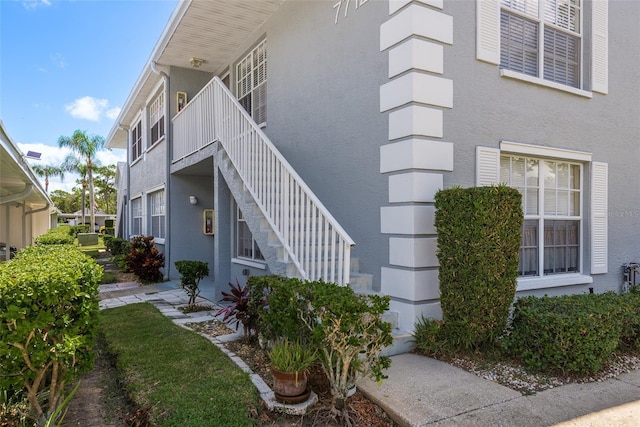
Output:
99,282,640,426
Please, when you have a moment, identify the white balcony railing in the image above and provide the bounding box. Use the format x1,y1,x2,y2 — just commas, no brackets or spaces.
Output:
172,77,354,285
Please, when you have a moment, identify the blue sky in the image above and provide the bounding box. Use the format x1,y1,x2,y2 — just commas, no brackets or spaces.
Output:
1,0,178,193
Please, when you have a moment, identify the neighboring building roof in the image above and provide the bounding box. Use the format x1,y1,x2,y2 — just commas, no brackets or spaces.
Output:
105,0,284,149
0,120,52,209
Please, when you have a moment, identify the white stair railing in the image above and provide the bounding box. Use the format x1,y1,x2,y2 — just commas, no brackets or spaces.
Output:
172,77,354,285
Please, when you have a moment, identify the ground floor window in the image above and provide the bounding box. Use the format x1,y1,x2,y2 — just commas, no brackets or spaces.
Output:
131,197,142,236
149,190,165,240
500,155,582,277
236,205,263,261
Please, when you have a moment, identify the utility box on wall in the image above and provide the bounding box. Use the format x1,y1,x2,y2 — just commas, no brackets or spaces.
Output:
203,209,214,235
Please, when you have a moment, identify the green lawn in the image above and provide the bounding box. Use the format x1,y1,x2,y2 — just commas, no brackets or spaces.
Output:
100,303,259,426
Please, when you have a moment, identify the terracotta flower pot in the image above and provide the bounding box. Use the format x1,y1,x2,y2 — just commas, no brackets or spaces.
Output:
271,366,310,404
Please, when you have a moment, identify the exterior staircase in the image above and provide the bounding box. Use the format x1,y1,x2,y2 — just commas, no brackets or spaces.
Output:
174,76,410,355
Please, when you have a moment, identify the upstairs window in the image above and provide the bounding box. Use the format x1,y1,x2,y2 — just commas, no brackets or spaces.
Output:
149,91,165,146
500,0,581,88
131,120,142,162
236,39,267,125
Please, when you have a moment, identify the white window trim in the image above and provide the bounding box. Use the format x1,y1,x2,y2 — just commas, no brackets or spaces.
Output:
148,187,166,243
500,69,592,98
500,141,592,162
131,195,144,237
232,257,267,270
476,0,608,95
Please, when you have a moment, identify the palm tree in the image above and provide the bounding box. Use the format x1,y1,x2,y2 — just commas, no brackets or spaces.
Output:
31,164,65,193
58,130,105,231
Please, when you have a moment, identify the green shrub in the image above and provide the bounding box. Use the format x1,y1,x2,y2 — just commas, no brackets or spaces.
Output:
248,275,309,343
125,236,164,283
0,245,101,424
69,224,90,236
435,185,523,350
502,293,623,375
175,260,209,306
618,292,640,351
105,237,130,256
414,316,448,356
34,227,75,245
303,281,392,413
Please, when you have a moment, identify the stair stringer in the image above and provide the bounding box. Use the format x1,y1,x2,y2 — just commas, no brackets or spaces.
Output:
215,144,299,278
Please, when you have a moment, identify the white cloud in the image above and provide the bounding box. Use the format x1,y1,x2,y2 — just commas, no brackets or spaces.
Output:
105,107,121,120
65,96,116,122
22,0,51,10
16,142,126,194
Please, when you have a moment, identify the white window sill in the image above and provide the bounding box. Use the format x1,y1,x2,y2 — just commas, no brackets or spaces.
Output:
232,257,267,270
500,69,593,99
517,273,593,292
131,157,143,167
147,136,165,153
153,238,165,245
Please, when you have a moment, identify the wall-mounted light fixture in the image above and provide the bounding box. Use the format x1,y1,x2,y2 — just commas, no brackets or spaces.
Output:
189,195,198,205
190,57,205,68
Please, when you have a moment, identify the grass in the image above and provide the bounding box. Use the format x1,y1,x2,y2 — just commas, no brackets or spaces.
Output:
100,271,117,284
100,303,259,426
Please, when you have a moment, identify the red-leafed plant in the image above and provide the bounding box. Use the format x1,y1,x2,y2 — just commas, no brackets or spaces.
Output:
216,280,258,337
125,236,164,283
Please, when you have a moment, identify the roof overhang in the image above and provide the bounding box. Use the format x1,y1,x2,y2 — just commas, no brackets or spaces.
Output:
0,121,52,209
106,0,284,149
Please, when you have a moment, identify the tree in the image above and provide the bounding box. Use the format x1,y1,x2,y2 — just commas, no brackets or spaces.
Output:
62,158,89,224
49,189,80,214
58,130,105,229
31,164,65,193
93,164,117,214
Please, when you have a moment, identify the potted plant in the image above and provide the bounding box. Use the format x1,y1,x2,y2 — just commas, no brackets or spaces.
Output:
269,339,317,404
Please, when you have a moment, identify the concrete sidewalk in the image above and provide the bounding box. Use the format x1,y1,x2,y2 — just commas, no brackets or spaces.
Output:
358,353,640,427
99,283,640,426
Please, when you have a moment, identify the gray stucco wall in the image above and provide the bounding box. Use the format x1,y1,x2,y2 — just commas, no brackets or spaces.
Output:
443,0,640,294
222,0,391,290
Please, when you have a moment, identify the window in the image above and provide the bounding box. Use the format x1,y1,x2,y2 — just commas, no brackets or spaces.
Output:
500,0,581,88
131,120,142,162
476,143,609,283
149,91,165,146
236,39,267,125
476,0,608,94
149,190,165,240
500,155,582,276
236,206,264,261
131,197,142,236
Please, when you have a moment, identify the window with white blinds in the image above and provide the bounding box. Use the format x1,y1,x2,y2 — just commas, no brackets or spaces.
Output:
131,197,143,236
131,120,142,162
476,145,608,277
500,0,581,88
149,190,165,240
500,155,582,276
236,205,264,261
149,91,165,146
236,39,267,125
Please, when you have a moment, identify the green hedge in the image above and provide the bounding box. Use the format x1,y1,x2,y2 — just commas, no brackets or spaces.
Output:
34,226,75,245
434,185,523,350
0,245,101,422
502,293,626,375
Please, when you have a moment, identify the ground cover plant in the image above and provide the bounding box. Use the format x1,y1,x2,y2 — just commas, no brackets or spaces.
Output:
100,303,258,426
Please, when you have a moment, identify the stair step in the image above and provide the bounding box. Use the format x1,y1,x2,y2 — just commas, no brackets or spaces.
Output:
381,332,415,357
